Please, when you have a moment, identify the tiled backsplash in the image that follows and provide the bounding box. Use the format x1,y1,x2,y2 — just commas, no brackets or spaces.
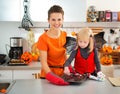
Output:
1,22,120,54
0,22,81,54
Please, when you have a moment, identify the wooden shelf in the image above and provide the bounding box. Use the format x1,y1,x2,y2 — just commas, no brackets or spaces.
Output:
18,22,120,29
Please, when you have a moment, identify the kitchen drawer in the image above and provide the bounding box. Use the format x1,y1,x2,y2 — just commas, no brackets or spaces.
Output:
13,70,40,79
0,70,12,80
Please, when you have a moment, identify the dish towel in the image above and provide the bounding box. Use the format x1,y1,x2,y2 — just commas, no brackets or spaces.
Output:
108,77,120,86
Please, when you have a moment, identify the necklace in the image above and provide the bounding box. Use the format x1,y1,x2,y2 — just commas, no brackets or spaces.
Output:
47,29,61,38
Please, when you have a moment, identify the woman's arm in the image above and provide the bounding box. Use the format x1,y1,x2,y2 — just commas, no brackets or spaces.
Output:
40,50,69,85
39,50,50,73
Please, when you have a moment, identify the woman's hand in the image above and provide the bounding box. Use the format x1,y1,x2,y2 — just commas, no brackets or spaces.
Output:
46,72,69,85
64,67,71,75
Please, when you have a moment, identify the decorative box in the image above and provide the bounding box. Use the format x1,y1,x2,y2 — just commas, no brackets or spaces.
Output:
112,12,118,22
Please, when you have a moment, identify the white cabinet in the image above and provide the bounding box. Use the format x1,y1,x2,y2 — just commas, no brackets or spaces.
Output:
13,70,40,79
0,0,86,22
29,0,86,22
0,70,13,80
0,0,21,21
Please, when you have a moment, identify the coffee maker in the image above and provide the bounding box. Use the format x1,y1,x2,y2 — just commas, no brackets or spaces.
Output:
9,37,24,64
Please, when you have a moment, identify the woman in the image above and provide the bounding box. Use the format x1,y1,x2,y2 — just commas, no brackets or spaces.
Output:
37,5,69,85
64,28,105,81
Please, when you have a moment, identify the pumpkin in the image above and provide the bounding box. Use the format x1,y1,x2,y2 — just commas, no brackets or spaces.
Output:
0,88,7,93
71,31,76,36
31,42,40,58
32,53,39,61
102,45,113,53
100,55,113,65
21,51,33,64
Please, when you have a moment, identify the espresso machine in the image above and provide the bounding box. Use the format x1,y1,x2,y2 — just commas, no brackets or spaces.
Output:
8,37,24,65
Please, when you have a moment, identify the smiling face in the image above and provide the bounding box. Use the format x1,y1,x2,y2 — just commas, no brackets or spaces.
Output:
48,13,64,30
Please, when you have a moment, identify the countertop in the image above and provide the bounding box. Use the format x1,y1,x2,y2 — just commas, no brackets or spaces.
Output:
7,79,120,94
0,61,41,70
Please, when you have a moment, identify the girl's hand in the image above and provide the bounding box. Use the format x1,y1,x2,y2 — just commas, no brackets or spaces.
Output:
64,67,70,75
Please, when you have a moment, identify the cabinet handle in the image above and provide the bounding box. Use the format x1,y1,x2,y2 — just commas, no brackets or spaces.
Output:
32,73,40,79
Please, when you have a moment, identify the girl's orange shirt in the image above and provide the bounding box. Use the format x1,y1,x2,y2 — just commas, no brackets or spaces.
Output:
37,31,67,76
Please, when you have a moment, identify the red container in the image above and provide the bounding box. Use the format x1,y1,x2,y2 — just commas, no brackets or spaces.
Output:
105,10,112,22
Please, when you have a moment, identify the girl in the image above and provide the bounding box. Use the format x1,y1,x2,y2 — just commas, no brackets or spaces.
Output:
64,28,105,81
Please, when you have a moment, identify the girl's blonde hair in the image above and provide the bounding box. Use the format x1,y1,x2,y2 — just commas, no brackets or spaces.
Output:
76,28,94,53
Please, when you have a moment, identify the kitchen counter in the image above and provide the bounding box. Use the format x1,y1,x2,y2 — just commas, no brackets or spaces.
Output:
7,79,120,94
0,61,120,70
0,61,41,70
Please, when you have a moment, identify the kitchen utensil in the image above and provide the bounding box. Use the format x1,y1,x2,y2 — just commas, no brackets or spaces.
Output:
8,37,24,65
9,37,23,59
10,37,23,47
0,54,6,65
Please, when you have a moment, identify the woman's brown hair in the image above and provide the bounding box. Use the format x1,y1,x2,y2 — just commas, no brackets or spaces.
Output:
48,5,64,20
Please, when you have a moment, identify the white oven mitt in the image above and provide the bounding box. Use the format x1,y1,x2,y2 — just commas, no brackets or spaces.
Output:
89,71,105,81
97,71,105,81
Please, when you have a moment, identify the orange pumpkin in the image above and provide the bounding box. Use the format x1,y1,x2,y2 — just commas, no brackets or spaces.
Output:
31,42,40,57
0,88,7,93
32,53,39,61
21,52,33,64
71,31,76,36
102,45,113,53
100,55,113,65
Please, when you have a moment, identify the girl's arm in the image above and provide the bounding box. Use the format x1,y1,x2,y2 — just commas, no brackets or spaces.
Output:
64,49,77,66
94,48,101,72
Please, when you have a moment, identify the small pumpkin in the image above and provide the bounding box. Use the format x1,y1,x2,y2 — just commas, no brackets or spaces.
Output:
31,42,40,57
71,31,76,36
102,45,113,53
100,55,113,65
21,51,33,64
32,53,39,61
0,88,7,93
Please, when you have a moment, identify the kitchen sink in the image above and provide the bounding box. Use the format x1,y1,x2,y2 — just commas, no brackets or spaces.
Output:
0,80,16,93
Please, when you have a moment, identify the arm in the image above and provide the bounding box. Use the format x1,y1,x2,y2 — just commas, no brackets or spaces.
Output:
39,50,50,73
40,50,69,85
64,49,77,67
94,48,101,72
93,48,105,81
64,50,77,75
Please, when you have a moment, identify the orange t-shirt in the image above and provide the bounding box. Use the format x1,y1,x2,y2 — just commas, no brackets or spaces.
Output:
37,30,67,77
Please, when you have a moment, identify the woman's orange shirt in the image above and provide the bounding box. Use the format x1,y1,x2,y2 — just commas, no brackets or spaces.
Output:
37,31,67,77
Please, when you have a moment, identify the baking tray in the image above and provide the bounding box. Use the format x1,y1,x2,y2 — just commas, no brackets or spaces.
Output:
62,73,87,84
8,59,27,66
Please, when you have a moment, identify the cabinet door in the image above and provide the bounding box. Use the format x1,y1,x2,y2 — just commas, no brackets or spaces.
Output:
30,0,86,22
0,0,21,21
0,70,12,80
13,70,40,79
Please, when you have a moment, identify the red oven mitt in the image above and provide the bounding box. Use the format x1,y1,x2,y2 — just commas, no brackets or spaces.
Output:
46,72,69,85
